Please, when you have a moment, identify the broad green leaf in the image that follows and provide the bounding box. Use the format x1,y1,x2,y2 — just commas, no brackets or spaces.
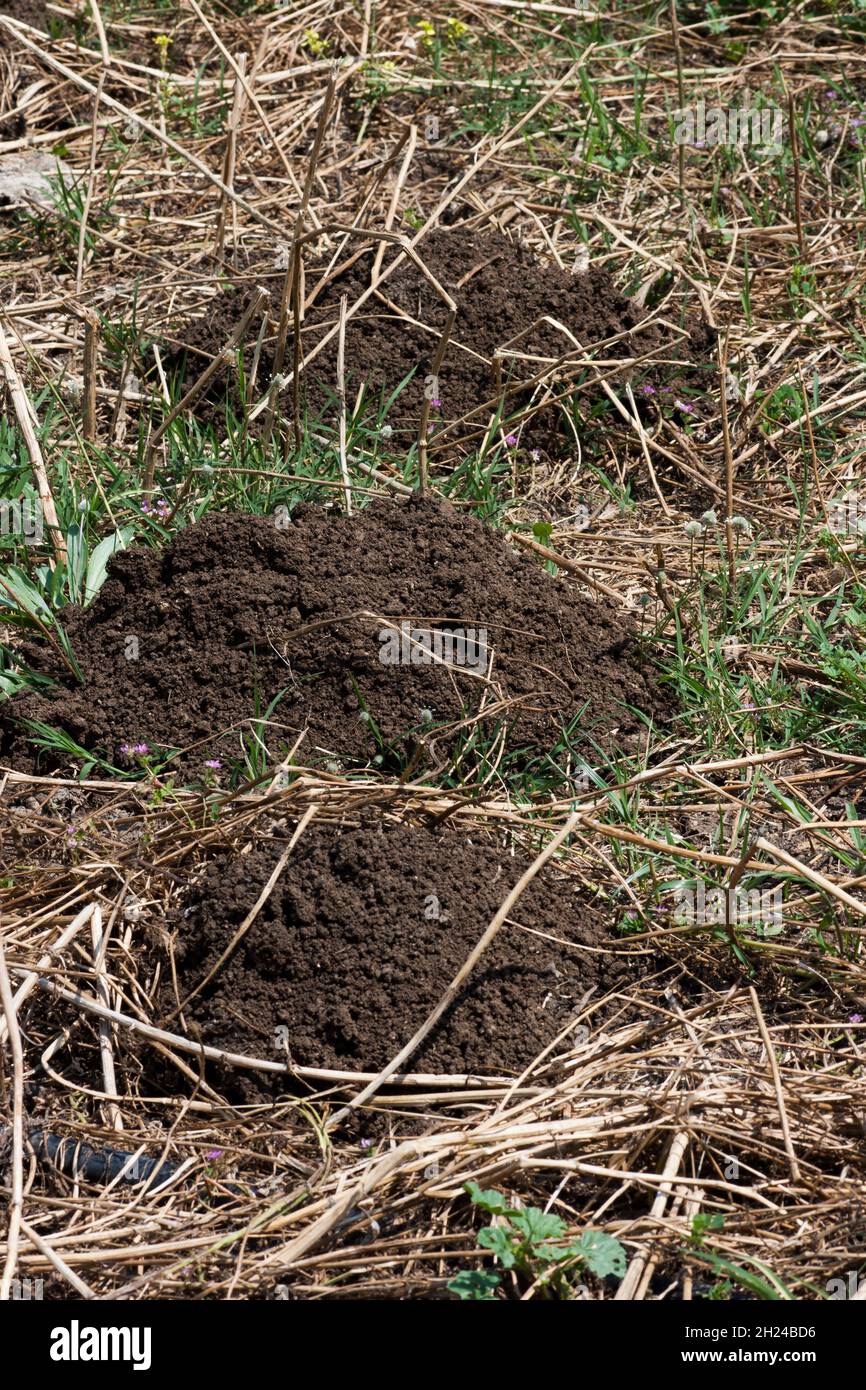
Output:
447,1270,500,1301
573,1229,627,1279
478,1225,517,1269
84,526,133,605
464,1181,514,1215
510,1206,567,1245
65,523,86,604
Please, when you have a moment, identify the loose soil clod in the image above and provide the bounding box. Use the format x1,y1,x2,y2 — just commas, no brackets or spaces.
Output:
156,818,638,1098
4,495,670,776
173,226,713,445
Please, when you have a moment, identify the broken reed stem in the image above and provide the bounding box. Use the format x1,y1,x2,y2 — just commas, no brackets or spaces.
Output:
0,320,66,566
748,985,801,1183
669,0,685,197
326,809,583,1129
336,295,353,516
264,68,337,446
418,307,457,495
76,72,105,294
90,906,123,1133
370,125,417,284
86,0,110,67
290,242,304,449
214,52,247,264
263,249,294,445
0,937,24,1301
787,89,806,262
148,286,268,503
717,330,737,597
81,308,99,443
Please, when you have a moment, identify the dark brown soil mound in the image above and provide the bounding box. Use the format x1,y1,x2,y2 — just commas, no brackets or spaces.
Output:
172,226,713,446
3,496,669,777
0,0,48,34
157,819,637,1096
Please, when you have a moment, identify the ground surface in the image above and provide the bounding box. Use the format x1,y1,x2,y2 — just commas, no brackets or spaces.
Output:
3,496,667,775
159,818,635,1092
173,224,713,448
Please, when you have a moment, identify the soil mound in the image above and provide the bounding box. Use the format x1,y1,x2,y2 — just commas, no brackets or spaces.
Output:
157,819,636,1095
173,226,713,444
3,497,669,776
0,0,48,35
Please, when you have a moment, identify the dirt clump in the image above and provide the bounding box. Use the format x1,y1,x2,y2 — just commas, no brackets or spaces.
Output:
156,818,640,1098
0,0,49,35
2,496,670,777
170,226,713,447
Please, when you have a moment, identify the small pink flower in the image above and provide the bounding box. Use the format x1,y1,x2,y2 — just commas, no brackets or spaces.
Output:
505,433,518,446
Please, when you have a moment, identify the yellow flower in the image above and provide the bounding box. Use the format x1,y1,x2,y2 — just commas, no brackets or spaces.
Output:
446,17,467,41
302,28,329,56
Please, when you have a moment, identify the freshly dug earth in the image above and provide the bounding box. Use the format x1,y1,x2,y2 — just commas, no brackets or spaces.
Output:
3,496,670,775
157,819,638,1097
172,226,713,445
0,0,48,35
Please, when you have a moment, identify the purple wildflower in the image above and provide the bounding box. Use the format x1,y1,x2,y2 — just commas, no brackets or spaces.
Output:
204,758,221,770
505,432,518,446
849,1013,863,1024
641,383,656,396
